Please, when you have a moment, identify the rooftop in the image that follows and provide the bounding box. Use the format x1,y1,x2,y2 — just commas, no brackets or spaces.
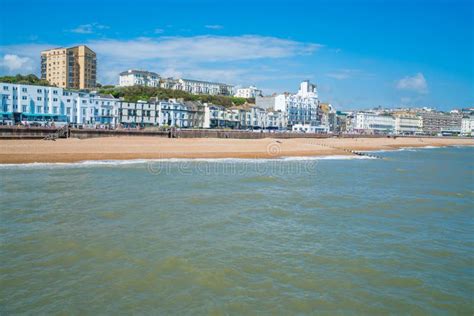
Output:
120,69,160,77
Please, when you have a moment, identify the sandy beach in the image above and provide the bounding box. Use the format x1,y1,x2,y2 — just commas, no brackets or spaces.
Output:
0,136,472,164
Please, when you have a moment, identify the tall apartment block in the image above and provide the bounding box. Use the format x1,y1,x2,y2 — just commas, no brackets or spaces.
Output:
41,45,96,90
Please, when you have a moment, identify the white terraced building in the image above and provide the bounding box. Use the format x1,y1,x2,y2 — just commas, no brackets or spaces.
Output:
353,112,396,134
208,105,286,130
234,86,263,98
394,114,423,135
160,78,234,96
461,116,474,136
0,82,119,127
118,101,161,126
119,69,160,87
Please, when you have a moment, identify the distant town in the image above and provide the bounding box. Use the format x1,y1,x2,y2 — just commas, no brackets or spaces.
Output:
0,45,473,136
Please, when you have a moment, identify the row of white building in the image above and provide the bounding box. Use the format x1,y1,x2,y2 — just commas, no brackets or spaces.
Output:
119,69,264,99
0,82,289,130
119,70,234,96
3,81,471,135
345,110,474,136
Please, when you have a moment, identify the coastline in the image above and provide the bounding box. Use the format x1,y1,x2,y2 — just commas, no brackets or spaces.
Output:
0,136,472,164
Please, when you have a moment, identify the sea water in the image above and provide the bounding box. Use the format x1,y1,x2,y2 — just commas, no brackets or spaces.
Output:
0,147,473,314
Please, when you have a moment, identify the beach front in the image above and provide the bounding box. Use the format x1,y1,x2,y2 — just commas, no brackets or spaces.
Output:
0,136,472,164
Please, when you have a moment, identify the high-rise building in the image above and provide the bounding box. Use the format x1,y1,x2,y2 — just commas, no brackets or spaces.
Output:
41,45,96,90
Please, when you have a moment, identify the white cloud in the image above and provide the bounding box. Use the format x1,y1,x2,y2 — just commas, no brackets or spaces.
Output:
0,44,57,75
205,25,223,30
88,35,322,84
396,73,428,94
154,28,164,34
0,54,35,73
69,23,109,34
0,35,322,85
89,35,321,62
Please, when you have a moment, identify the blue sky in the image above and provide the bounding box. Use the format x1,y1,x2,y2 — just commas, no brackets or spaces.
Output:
0,0,472,110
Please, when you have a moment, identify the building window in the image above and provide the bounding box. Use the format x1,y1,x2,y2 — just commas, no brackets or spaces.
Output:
22,105,27,112
3,86,8,90
37,89,42,93
22,88,27,92
37,97,42,101
22,96,27,100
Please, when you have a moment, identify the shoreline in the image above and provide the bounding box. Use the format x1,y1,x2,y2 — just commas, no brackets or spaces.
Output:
0,137,472,164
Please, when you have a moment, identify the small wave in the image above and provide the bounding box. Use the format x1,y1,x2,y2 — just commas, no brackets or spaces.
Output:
280,155,376,161
363,145,446,153
0,159,159,169
365,145,473,154
0,155,378,169
450,144,474,148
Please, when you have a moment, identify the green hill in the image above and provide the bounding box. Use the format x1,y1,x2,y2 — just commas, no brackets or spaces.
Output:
98,86,252,107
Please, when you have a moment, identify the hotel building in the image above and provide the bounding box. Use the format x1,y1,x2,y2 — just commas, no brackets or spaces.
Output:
119,70,160,87
353,112,396,134
393,114,423,135
234,86,263,99
160,78,234,96
258,81,328,131
419,110,462,135
461,116,474,136
41,45,97,90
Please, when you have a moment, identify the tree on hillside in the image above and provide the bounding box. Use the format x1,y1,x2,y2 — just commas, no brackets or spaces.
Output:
0,74,51,86
97,86,253,107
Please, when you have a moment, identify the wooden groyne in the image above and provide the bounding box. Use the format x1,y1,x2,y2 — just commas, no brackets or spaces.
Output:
311,141,384,159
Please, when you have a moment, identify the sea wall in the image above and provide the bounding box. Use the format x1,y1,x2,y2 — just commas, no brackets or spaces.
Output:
0,126,57,139
0,126,469,140
71,129,169,139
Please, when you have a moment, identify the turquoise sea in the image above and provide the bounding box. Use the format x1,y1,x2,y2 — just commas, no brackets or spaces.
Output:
1,146,473,314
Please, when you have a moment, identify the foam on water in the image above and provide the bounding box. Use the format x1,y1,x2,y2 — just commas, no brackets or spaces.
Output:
0,155,376,169
363,144,454,153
